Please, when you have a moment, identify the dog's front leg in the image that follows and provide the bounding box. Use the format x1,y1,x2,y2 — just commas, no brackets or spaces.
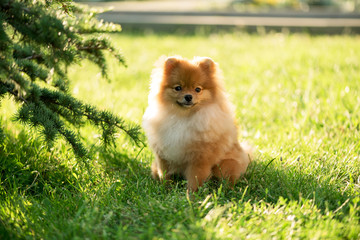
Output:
185,161,212,192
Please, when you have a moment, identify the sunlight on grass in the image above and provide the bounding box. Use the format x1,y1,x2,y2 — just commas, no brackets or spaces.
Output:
1,32,360,239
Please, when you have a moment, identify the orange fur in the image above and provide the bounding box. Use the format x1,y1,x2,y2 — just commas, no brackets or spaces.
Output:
143,56,250,191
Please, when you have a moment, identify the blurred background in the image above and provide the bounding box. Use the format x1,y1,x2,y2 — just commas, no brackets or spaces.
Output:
77,0,360,12
75,0,360,34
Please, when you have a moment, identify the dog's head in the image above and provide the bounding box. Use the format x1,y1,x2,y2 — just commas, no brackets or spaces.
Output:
156,56,223,112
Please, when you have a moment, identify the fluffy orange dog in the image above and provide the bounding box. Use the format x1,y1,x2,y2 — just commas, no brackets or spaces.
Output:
143,56,250,191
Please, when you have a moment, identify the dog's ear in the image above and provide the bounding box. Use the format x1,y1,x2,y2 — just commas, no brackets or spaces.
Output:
198,57,216,74
164,57,180,72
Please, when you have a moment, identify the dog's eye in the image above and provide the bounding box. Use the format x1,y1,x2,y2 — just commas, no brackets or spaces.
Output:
195,87,202,93
174,86,182,91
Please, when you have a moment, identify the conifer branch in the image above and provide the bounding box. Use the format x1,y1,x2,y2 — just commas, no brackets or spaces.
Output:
77,46,108,51
0,0,144,158
24,54,43,61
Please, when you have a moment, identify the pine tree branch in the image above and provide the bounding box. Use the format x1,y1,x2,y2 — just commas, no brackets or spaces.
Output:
1,0,140,159
77,45,108,51
24,54,43,61
0,80,27,104
36,87,144,147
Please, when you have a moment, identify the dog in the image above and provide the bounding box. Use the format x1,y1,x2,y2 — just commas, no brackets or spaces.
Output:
143,56,250,191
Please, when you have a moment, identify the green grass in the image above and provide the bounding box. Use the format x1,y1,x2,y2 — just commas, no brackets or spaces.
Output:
1,32,360,239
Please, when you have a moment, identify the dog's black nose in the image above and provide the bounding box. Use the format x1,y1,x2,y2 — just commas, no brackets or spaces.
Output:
184,94,192,102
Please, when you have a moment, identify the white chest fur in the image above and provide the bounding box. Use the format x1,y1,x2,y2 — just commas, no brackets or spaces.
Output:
143,103,236,164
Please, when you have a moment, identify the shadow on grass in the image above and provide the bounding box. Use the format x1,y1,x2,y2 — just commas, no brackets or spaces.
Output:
234,157,354,214
97,149,359,238
1,125,353,215
1,127,357,239
101,145,354,215
0,129,79,197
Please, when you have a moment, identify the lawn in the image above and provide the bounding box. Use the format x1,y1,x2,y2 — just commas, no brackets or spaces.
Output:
1,32,360,239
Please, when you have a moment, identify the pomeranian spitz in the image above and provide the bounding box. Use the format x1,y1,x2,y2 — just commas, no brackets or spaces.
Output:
143,56,251,191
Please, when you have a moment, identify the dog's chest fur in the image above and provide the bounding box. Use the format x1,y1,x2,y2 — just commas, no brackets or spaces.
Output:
150,104,235,164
